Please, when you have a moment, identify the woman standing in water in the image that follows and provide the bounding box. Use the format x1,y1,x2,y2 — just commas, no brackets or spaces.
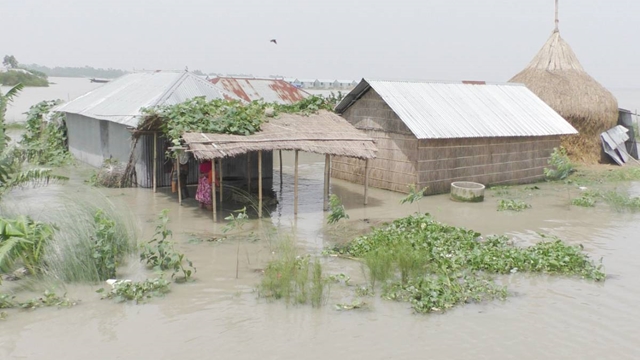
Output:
195,161,213,209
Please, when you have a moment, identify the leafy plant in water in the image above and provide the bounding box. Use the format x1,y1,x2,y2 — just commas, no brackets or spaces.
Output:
329,213,605,313
544,147,575,180
97,278,170,304
327,194,349,224
140,210,196,282
497,199,531,212
92,210,126,280
0,215,56,276
17,100,73,166
0,290,76,310
400,184,428,213
572,193,597,207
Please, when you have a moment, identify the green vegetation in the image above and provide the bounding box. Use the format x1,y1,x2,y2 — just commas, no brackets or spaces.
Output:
17,100,73,166
140,210,196,282
400,184,428,212
141,95,337,143
97,278,171,304
0,71,48,87
497,199,531,212
22,63,128,79
258,239,328,307
1,83,24,150
3,55,18,69
544,147,575,180
572,189,640,212
327,194,349,224
0,290,76,310
330,214,604,313
86,158,125,188
0,216,56,277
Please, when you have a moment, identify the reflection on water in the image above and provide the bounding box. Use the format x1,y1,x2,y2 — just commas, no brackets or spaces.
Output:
1,153,640,359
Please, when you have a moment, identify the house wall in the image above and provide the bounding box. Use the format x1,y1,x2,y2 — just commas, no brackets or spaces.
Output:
331,88,419,193
417,136,560,194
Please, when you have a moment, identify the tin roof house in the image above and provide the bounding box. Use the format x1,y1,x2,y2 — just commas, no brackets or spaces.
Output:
54,70,236,188
331,79,578,194
209,77,309,104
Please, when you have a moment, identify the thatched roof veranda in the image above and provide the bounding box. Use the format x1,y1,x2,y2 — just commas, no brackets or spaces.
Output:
509,29,618,162
181,110,377,160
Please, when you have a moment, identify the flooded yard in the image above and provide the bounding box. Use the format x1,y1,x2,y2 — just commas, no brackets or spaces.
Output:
1,152,639,359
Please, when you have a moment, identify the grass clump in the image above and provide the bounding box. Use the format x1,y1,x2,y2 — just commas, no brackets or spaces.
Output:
572,193,597,207
330,214,604,314
571,189,640,212
97,278,170,304
258,239,327,307
497,199,531,212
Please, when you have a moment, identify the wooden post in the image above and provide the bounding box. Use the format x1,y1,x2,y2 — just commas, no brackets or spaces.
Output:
247,153,251,191
279,150,283,185
364,159,370,205
219,158,223,201
177,152,182,205
152,132,157,193
212,159,217,221
258,150,263,218
323,154,330,211
294,150,299,215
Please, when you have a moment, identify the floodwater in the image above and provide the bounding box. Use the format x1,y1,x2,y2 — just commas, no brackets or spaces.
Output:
0,151,639,359
1,77,102,123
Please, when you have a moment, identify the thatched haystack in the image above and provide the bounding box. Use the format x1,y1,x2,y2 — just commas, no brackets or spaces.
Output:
510,30,618,163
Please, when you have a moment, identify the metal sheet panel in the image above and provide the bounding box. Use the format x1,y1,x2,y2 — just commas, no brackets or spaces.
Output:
336,79,578,139
54,71,234,127
210,77,309,104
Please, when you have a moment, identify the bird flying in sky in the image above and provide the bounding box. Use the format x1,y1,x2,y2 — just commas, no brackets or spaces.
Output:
270,39,277,45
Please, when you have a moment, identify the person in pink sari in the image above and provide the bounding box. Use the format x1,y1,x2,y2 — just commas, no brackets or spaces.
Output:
195,161,213,209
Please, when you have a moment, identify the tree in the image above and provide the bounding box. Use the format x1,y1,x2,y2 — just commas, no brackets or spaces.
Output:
2,55,18,69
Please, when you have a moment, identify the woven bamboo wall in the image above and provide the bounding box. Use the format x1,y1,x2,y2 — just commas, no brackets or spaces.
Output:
417,136,560,194
332,89,418,193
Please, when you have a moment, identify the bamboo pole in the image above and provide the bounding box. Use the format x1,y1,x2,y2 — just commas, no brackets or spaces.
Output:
364,159,370,205
247,153,251,191
153,133,157,193
323,154,330,211
279,150,283,185
294,150,299,215
219,158,223,201
258,150,263,218
211,160,217,221
177,153,182,205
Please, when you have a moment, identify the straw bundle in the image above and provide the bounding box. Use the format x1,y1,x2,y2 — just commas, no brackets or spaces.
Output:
510,30,618,163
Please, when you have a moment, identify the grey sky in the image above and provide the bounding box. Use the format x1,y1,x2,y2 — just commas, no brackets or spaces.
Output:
1,0,638,88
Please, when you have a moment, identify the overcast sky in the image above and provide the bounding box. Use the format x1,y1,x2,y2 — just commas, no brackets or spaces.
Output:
1,0,638,88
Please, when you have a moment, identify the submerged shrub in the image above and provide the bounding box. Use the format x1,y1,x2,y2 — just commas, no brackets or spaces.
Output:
497,199,531,212
544,147,575,181
140,210,195,282
327,194,349,224
97,278,170,304
17,100,73,167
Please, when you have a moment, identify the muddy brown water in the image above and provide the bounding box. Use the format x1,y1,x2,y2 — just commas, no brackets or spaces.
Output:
1,152,639,359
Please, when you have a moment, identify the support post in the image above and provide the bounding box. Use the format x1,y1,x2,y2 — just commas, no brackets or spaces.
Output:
294,150,299,215
279,150,283,185
258,150,263,218
219,158,223,202
364,159,370,205
323,154,330,211
153,132,157,193
177,152,182,205
212,159,217,221
247,153,251,191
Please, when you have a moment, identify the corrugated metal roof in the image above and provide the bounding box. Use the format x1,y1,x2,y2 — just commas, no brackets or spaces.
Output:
335,79,578,139
210,77,309,104
54,71,236,127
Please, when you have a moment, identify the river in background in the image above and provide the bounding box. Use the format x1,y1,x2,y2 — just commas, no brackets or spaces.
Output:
0,152,639,359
